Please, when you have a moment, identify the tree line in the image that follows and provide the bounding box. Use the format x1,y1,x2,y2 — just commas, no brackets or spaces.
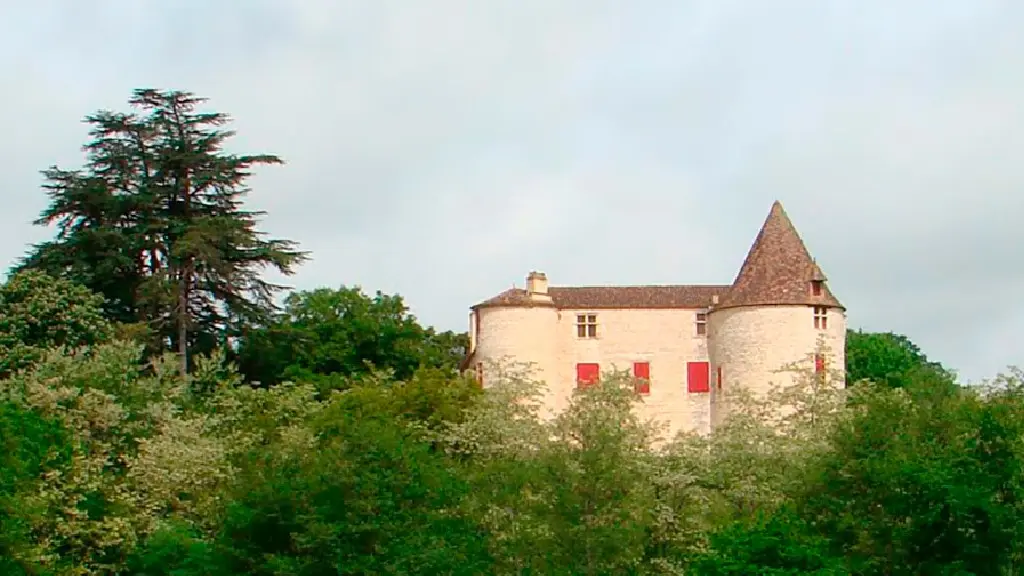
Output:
2,88,1017,575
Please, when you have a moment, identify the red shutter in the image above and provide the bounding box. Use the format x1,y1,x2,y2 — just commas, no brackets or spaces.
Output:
633,362,650,394
716,365,723,389
814,354,825,374
687,362,710,393
576,363,600,387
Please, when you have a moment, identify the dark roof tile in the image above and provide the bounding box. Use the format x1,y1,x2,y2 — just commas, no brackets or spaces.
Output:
716,200,844,310
473,284,729,310
471,201,843,313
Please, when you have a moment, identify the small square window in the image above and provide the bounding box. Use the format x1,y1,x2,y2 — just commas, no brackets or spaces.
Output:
811,280,823,296
813,306,828,330
576,314,598,338
695,311,708,336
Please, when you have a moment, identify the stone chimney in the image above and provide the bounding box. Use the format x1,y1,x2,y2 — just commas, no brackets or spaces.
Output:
526,271,548,294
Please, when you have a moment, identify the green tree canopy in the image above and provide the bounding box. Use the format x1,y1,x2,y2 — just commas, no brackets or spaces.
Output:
845,329,953,388
234,286,468,389
803,376,1024,573
15,88,307,374
0,401,71,575
0,270,113,376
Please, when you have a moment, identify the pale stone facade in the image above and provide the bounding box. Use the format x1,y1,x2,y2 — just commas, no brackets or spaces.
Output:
461,201,847,436
707,305,846,430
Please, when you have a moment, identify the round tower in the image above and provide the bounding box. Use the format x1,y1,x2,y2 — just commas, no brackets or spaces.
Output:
471,272,560,411
708,201,846,429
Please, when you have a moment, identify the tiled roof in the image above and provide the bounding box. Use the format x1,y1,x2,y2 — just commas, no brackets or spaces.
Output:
472,284,730,310
471,201,843,313
472,288,553,308
715,201,844,310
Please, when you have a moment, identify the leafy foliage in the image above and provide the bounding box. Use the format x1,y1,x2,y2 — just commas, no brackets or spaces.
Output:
3,310,1021,575
0,343,244,574
845,328,954,388
694,507,844,576
15,88,307,373
234,286,468,390
205,397,490,575
802,376,1024,574
0,400,71,575
0,270,113,376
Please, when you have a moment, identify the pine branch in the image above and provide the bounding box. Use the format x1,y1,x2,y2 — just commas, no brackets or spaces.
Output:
16,88,308,371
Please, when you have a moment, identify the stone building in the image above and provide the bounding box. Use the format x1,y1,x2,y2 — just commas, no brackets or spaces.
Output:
459,201,846,436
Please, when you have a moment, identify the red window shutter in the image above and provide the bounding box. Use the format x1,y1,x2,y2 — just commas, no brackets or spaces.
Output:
815,354,825,374
576,363,600,387
687,362,710,393
633,362,650,379
633,362,650,394
716,366,723,389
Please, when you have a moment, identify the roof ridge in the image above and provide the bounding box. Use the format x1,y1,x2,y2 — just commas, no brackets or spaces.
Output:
716,201,844,310
550,283,731,289
473,283,729,310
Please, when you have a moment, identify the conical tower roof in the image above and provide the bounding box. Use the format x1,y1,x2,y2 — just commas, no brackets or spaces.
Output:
715,201,844,311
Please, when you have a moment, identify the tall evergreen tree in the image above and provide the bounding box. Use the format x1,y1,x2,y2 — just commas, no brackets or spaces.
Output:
15,88,307,374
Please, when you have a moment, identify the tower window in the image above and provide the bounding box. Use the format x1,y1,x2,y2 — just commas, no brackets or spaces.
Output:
814,354,825,374
813,306,828,329
811,280,823,296
576,314,598,338
695,312,708,336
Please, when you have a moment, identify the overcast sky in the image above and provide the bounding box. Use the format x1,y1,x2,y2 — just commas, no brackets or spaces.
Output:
2,1,1022,383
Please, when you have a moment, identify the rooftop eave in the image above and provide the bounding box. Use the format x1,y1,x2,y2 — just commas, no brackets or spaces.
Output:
471,299,558,310
711,300,847,313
